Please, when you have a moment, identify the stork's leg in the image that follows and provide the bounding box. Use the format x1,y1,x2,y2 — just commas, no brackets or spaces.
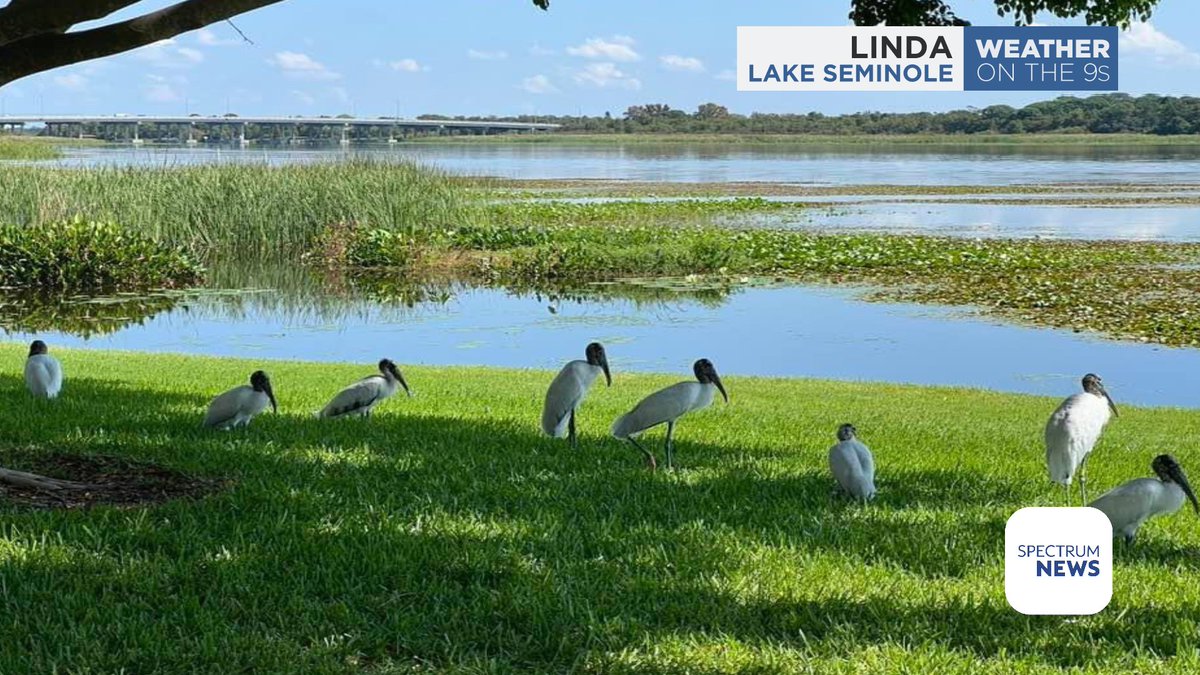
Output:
568,409,577,450
1064,481,1071,506
1079,455,1090,506
628,438,656,471
665,421,676,471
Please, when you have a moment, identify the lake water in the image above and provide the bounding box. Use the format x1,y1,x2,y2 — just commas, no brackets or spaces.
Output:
6,283,1199,408
15,142,1200,405
52,142,1200,186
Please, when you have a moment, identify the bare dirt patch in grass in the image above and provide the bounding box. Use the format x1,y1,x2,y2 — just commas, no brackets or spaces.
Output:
0,451,228,509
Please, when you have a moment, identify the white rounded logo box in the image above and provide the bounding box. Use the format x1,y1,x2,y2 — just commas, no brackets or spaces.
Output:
1005,507,1113,615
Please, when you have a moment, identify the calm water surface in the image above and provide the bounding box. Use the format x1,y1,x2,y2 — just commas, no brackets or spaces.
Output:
6,284,1198,408
52,142,1200,186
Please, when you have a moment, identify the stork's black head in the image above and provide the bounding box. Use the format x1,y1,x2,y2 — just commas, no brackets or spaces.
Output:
28,340,47,357
837,423,857,442
586,342,611,386
250,370,277,412
379,358,411,396
693,358,727,403
1153,454,1199,514
1082,373,1118,417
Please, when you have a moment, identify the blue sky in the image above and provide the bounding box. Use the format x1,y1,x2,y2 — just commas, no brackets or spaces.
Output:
2,0,1198,117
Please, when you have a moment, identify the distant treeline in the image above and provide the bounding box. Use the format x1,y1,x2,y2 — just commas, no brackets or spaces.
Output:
34,94,1200,143
419,94,1200,136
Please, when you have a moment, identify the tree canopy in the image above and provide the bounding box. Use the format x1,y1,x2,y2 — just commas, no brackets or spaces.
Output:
850,0,1158,27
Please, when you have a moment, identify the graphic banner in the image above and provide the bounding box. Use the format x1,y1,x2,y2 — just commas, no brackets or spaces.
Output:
737,26,1117,92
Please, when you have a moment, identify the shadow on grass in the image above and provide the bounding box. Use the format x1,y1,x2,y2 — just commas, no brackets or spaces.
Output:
0,375,1193,671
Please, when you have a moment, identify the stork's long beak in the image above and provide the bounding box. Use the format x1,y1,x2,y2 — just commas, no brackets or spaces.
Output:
1173,464,1200,514
713,373,728,403
265,383,278,413
1102,388,1118,417
397,370,412,397
601,357,612,387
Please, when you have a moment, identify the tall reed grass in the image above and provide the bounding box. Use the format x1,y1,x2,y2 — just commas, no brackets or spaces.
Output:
0,137,62,161
0,160,474,259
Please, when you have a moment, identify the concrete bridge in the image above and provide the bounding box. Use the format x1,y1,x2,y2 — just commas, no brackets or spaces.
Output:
0,115,561,144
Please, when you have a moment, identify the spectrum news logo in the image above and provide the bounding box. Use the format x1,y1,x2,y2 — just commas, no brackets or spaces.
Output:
1005,508,1112,615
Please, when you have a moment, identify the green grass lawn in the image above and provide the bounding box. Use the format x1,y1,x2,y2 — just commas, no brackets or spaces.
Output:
1,344,1199,673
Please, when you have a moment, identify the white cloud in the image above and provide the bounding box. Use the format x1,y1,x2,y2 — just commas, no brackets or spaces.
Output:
468,49,508,61
660,54,704,73
387,58,428,73
53,73,88,91
573,62,641,90
521,74,557,94
567,36,640,61
714,69,736,81
196,28,240,47
143,75,183,103
133,39,205,68
1122,22,1200,68
268,51,340,80
176,47,204,64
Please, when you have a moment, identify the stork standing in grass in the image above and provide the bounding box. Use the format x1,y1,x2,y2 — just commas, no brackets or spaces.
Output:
542,342,611,448
1045,373,1118,505
611,358,727,471
319,359,411,419
203,370,277,429
1089,454,1199,545
828,423,876,502
24,340,62,399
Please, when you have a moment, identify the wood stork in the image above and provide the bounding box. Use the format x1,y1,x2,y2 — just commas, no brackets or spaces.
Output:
1089,454,1199,545
611,358,727,470
541,342,611,448
203,370,277,429
1045,373,1118,505
24,340,62,399
319,358,411,419
828,423,876,502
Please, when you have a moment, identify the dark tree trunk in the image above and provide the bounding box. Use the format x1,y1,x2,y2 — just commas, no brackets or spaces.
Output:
0,0,286,86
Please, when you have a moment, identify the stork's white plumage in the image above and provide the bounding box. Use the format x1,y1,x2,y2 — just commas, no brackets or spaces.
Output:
611,358,727,470
24,340,62,399
828,423,876,502
1045,373,1117,505
1089,454,1198,544
542,342,611,448
319,358,410,419
204,370,277,429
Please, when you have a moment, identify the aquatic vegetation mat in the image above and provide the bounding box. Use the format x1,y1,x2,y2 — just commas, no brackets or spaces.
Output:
319,205,1200,348
0,450,228,509
0,218,203,292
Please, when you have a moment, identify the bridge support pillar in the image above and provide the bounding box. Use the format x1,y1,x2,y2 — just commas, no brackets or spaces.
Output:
340,123,351,146
239,122,249,147
132,122,143,145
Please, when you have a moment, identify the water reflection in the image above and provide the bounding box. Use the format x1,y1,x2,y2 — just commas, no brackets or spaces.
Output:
0,292,183,338
5,274,1200,407
786,202,1200,242
51,142,1200,186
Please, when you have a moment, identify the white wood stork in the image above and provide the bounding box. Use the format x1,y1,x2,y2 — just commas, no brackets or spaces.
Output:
541,342,611,448
319,359,411,419
203,370,277,429
1089,454,1199,545
828,423,876,502
24,340,62,399
611,358,727,470
1045,373,1118,505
